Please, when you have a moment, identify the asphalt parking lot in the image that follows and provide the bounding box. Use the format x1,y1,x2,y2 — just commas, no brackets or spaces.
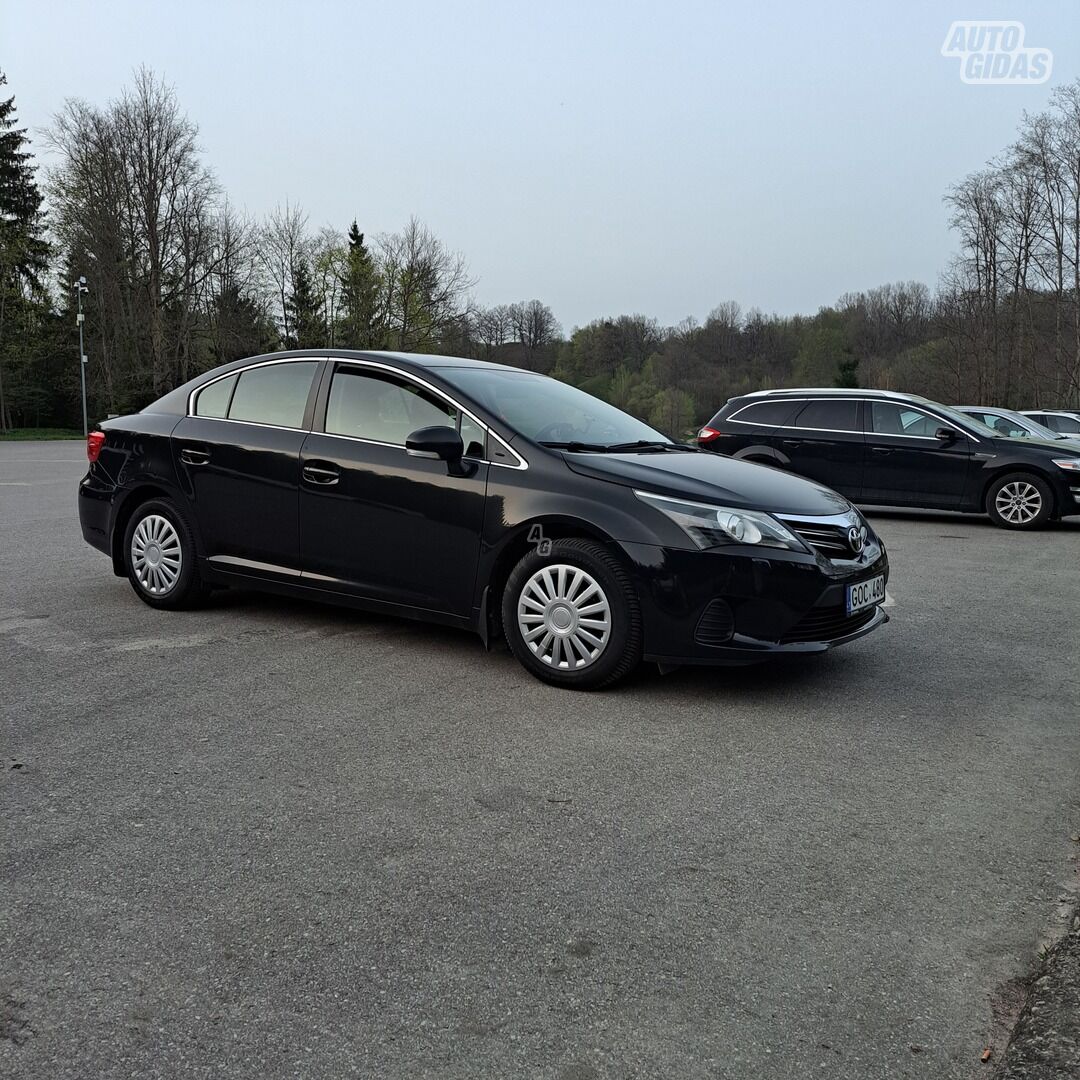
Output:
2,440,1079,1080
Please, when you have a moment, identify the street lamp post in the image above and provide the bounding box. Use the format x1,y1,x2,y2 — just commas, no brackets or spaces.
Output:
75,276,88,437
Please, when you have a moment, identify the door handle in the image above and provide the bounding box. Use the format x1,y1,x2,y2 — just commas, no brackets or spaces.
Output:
302,463,340,486
180,448,210,465
782,440,801,449
871,447,893,456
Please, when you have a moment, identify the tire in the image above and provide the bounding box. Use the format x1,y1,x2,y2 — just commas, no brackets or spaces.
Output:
985,472,1053,530
122,498,207,609
501,538,643,690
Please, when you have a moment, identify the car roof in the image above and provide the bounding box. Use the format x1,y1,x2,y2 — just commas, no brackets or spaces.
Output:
956,406,1026,417
736,387,942,407
1021,408,1079,416
231,349,530,373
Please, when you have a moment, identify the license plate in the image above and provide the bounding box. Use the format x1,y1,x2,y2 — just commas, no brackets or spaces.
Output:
846,575,885,615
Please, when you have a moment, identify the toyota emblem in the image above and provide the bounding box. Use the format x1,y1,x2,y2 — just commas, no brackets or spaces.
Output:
848,525,867,553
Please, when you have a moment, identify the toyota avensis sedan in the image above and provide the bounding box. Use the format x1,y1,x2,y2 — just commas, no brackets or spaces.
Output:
79,351,888,689
698,389,1080,530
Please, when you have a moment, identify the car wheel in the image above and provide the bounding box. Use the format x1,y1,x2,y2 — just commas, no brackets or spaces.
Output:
123,498,206,608
985,472,1053,530
502,538,642,690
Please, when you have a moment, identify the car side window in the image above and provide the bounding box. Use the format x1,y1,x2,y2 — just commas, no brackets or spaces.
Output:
326,367,486,455
870,402,941,438
729,400,803,427
195,373,237,418
793,399,859,432
1049,415,1080,433
227,362,318,428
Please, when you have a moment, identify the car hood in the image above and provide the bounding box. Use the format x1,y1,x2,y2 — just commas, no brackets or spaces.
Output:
561,450,853,516
988,435,1080,456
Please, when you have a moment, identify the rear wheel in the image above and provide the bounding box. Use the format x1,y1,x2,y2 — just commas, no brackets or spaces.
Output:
985,472,1053,530
502,538,642,690
123,499,207,608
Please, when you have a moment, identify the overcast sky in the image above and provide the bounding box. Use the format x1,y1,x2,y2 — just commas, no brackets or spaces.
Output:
4,0,1079,331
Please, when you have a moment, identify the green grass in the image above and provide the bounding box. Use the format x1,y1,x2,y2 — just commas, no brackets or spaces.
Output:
0,427,85,441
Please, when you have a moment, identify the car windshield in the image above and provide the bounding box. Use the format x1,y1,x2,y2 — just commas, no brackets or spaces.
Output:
446,368,670,447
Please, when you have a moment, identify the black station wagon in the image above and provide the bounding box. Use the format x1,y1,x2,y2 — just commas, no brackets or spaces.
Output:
698,388,1080,530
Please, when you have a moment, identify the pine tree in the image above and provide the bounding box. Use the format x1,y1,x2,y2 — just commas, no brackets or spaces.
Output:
0,71,51,430
286,260,325,349
338,220,381,347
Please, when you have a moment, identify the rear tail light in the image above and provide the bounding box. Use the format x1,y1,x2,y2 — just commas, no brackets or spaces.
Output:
87,431,106,463
697,426,721,442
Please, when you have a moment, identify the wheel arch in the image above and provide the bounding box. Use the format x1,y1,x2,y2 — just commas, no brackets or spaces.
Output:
979,463,1059,517
110,483,197,576
479,515,626,639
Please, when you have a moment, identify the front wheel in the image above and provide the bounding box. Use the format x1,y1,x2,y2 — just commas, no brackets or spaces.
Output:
985,472,1053,530
123,498,207,608
502,538,643,690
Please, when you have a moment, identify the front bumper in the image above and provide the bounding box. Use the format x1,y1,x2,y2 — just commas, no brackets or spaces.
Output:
619,538,890,665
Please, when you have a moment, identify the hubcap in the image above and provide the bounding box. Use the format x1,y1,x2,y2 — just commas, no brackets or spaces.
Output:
517,564,611,670
131,514,182,595
995,481,1042,525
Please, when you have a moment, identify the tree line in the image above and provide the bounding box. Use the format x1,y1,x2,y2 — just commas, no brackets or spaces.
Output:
1,67,1079,437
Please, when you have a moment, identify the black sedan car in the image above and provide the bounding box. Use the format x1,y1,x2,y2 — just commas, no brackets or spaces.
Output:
79,351,888,689
698,388,1080,529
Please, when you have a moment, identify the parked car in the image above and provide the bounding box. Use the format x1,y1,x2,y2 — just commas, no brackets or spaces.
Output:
79,351,889,690
1021,410,1080,437
955,406,1080,448
697,388,1080,530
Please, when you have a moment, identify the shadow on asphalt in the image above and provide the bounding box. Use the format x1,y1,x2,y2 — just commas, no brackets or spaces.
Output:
202,586,855,699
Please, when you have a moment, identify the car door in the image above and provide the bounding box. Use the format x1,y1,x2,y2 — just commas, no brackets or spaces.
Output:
171,359,321,576
299,361,489,616
861,400,972,507
779,398,865,499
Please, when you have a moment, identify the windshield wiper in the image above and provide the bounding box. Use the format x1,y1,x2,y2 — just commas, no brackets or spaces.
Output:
539,439,701,453
539,441,612,452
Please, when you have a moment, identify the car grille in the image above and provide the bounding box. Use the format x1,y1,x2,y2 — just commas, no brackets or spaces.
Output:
694,599,734,646
780,519,855,558
779,604,877,644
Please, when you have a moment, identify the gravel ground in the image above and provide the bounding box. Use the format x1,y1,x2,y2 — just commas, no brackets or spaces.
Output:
2,440,1079,1080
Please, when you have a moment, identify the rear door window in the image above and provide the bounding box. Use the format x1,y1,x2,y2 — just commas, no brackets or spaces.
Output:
195,374,237,418
1047,414,1080,433
793,399,860,432
227,362,318,428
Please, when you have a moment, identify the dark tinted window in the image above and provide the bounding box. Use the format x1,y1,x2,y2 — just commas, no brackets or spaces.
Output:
870,402,941,437
228,362,317,428
326,368,486,452
729,400,802,427
794,399,859,432
1047,414,1080,433
195,373,237,418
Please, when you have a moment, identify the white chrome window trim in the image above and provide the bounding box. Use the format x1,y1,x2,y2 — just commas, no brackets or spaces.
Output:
727,397,979,442
187,356,321,421
186,355,528,469
728,397,863,436
323,358,527,470
866,402,979,443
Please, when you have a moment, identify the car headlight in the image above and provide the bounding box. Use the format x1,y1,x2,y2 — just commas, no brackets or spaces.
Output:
1052,458,1080,471
634,490,806,551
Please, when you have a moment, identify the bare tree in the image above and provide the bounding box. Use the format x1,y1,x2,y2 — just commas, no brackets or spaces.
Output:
377,217,473,351
260,201,310,346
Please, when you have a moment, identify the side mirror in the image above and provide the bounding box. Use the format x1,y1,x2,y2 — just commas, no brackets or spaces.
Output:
405,425,464,462
934,427,956,443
